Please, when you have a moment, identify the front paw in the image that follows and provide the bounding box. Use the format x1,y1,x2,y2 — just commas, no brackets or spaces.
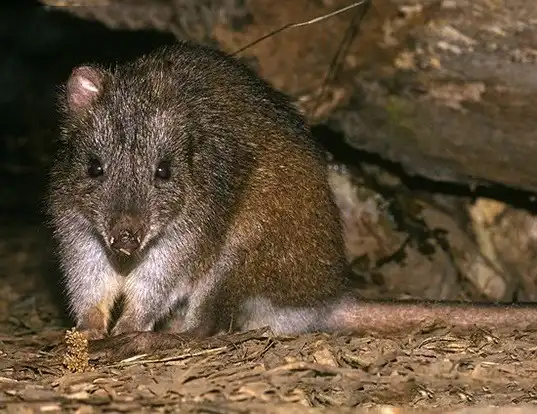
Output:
77,305,110,340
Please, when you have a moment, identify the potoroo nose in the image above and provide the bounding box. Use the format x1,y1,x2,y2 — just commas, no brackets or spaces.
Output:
109,214,145,256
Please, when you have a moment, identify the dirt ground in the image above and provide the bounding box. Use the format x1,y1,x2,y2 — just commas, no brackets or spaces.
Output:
3,0,537,412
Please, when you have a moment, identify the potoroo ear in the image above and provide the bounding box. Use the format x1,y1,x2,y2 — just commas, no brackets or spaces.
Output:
65,65,106,114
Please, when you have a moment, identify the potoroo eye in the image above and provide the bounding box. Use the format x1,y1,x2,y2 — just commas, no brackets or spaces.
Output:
87,158,104,179
155,160,171,181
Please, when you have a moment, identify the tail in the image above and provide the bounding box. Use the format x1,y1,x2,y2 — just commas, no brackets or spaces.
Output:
322,297,537,335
